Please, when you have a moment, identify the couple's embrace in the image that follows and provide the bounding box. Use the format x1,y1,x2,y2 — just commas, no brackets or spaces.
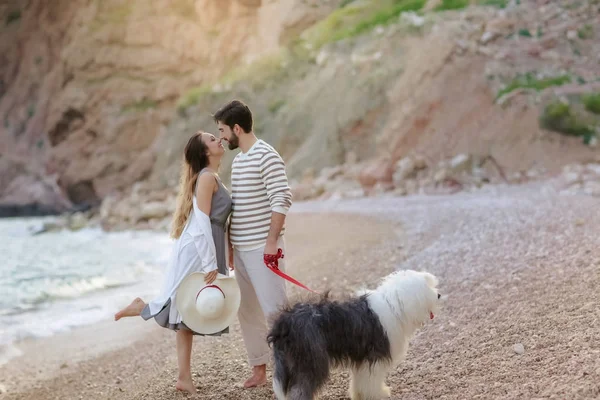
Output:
114,100,293,394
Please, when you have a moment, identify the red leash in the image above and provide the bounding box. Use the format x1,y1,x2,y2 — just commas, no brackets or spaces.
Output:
264,249,320,294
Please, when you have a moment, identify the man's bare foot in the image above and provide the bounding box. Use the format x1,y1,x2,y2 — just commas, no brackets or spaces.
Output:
244,364,267,388
175,377,197,395
114,297,146,321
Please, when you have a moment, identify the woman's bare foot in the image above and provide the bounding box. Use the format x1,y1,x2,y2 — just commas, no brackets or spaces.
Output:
114,297,146,321
175,377,197,395
243,364,267,388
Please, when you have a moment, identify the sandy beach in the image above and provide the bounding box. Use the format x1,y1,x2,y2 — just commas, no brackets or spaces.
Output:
2,182,600,399
1,212,402,400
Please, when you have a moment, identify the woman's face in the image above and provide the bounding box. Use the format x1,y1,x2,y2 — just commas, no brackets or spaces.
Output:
202,132,225,158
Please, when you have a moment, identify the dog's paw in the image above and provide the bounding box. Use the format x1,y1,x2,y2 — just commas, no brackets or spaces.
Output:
348,387,362,400
381,385,391,398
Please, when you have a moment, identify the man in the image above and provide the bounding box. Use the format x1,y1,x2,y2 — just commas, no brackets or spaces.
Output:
213,99,292,388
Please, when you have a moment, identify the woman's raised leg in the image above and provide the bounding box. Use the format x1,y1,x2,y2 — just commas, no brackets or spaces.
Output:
114,297,146,321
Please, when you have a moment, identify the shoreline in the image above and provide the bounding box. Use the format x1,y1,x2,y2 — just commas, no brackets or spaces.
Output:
0,317,160,391
0,221,171,375
1,211,400,399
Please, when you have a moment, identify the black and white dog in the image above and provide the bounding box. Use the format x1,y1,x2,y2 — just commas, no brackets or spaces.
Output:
267,270,442,400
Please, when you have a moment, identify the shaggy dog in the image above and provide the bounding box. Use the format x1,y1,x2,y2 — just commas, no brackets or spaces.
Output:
266,270,442,400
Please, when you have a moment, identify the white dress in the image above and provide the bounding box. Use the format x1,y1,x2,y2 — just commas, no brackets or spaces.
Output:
142,194,219,328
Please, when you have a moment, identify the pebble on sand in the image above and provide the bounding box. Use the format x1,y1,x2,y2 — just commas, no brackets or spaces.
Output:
513,343,525,355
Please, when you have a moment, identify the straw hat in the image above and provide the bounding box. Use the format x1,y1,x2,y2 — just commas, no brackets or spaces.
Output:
175,272,240,334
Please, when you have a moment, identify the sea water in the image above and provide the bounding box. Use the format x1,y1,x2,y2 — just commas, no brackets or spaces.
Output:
0,217,172,365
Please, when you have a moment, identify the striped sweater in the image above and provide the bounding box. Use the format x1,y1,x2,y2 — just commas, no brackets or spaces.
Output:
229,139,293,250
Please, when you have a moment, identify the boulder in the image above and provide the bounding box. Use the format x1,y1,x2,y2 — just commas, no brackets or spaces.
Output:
393,156,417,184
68,212,88,231
449,153,472,175
357,158,394,190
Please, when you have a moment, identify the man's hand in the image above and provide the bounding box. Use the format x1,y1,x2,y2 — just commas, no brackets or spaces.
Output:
264,240,278,256
264,212,285,256
204,270,218,284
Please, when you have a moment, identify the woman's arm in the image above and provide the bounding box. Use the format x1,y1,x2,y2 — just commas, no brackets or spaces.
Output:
227,218,234,270
195,172,218,283
195,172,216,215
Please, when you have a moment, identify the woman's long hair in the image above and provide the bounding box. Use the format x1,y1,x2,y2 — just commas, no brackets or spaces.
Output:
170,132,209,239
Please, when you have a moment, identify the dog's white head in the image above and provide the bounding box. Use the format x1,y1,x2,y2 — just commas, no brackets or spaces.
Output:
372,269,442,330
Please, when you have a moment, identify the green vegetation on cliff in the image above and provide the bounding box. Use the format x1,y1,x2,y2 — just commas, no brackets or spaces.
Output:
303,0,426,50
540,101,597,144
583,93,600,114
177,50,299,112
121,99,158,114
496,73,572,99
435,0,470,11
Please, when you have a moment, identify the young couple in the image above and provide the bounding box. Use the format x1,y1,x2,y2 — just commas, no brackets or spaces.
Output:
114,99,292,394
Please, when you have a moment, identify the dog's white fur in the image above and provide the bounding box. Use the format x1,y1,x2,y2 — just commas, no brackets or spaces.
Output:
349,270,441,399
271,269,441,400
273,377,286,399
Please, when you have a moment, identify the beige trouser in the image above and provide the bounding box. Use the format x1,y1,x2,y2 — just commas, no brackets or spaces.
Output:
233,236,288,366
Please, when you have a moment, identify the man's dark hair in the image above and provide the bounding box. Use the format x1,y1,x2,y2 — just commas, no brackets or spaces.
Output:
213,100,253,133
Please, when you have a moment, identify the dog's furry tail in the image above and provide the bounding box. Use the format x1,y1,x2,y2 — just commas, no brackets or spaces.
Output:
267,320,292,396
272,347,291,399
268,327,330,399
267,295,333,398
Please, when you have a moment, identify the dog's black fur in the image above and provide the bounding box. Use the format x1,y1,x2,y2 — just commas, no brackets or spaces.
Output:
267,292,391,399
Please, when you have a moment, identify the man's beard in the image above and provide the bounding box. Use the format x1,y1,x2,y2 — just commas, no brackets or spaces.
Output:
227,135,239,150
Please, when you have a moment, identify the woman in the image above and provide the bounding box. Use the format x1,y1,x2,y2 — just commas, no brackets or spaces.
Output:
114,131,232,395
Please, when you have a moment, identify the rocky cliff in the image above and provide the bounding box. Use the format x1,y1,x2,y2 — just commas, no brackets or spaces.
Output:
2,0,600,224
0,0,338,214
148,0,600,192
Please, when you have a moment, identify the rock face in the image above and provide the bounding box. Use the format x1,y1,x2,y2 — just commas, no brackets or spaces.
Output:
0,0,338,214
164,0,598,192
2,0,600,221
